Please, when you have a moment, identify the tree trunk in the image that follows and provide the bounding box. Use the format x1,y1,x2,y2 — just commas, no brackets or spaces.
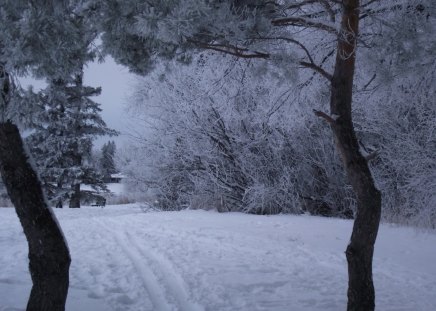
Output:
329,1,381,310
0,122,71,311
69,183,80,208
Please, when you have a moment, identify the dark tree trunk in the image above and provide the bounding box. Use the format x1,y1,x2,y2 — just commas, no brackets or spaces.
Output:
56,198,63,208
68,72,84,209
0,122,71,311
327,1,381,310
69,183,80,208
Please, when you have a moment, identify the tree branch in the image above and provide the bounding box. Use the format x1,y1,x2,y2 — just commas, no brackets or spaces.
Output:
319,0,336,22
300,61,333,81
253,36,315,63
252,36,333,81
272,16,337,34
365,151,378,162
313,109,336,124
188,40,269,59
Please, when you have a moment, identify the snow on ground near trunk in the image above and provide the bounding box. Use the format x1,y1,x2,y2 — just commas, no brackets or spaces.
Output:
0,205,435,311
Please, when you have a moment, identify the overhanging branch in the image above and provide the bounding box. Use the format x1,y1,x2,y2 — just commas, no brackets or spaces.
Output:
272,16,337,34
250,36,333,81
300,61,333,81
188,40,269,59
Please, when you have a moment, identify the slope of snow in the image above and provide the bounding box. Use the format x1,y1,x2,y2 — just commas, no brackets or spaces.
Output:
0,205,435,311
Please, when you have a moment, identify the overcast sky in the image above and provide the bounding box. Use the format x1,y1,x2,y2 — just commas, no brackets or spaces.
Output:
20,57,137,149
83,57,137,148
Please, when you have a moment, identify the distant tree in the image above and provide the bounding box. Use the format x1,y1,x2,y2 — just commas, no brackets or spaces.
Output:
26,71,117,208
100,140,117,181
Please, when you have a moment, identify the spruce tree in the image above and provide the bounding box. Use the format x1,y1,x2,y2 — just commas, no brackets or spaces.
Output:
100,140,117,182
26,71,117,208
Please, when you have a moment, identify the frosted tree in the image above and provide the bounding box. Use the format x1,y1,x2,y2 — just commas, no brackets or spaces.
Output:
354,47,436,226
352,2,436,228
26,72,116,209
124,54,352,216
0,0,105,309
97,0,436,309
100,140,117,181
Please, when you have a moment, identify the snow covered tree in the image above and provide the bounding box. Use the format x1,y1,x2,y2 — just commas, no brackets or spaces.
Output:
100,140,117,182
0,0,109,308
98,0,436,309
26,71,116,209
124,55,353,216
0,1,77,309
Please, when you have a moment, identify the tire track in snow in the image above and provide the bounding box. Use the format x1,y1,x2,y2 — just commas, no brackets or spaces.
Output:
96,219,173,311
98,218,203,311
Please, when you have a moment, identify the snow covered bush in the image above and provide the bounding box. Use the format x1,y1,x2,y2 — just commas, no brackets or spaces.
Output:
123,48,436,223
118,0,436,223
354,63,436,227
122,54,354,216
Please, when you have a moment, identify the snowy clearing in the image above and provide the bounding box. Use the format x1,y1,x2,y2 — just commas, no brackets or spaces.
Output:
1,205,435,311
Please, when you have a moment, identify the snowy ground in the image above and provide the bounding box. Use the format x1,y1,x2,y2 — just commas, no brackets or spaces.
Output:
1,205,435,311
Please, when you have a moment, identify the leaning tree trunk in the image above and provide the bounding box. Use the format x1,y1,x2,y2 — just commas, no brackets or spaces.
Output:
0,122,71,311
328,1,381,310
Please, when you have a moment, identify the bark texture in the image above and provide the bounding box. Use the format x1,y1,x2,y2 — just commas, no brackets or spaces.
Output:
0,122,71,311
329,1,382,310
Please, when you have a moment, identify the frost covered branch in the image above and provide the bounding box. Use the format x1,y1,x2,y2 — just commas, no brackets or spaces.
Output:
313,109,337,124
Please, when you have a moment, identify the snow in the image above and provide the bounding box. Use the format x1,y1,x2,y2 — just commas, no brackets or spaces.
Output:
105,183,126,196
0,205,435,311
111,173,127,179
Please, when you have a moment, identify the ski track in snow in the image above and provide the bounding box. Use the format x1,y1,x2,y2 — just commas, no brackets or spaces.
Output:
96,218,204,311
99,220,172,311
124,231,204,311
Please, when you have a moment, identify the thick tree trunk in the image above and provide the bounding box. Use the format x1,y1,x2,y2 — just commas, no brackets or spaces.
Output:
69,183,80,208
0,122,71,311
329,1,382,310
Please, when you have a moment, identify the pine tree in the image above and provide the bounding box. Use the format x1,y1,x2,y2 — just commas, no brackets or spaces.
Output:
26,71,117,208
100,140,117,182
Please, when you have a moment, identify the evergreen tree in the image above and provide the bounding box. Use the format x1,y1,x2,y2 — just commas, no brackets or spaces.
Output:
26,71,117,208
100,140,117,181
0,1,90,308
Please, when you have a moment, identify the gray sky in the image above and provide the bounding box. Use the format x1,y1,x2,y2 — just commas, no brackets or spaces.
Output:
20,57,136,149
83,57,137,148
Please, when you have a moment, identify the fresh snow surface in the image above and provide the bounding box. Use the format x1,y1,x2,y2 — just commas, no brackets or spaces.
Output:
1,205,435,311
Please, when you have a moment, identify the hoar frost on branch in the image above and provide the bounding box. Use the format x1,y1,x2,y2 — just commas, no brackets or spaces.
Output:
122,54,354,217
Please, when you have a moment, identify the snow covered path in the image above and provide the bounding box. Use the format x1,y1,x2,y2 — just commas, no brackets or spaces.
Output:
1,205,435,311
